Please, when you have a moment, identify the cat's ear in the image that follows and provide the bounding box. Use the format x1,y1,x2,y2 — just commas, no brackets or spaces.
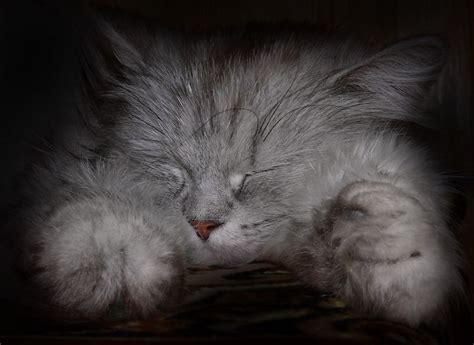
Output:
81,11,146,85
79,11,149,125
333,36,446,112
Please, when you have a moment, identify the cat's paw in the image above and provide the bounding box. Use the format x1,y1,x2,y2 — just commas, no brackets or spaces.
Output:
36,197,186,319
329,181,461,326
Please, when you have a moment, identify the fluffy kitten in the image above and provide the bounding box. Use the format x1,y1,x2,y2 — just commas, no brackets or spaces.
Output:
13,14,463,326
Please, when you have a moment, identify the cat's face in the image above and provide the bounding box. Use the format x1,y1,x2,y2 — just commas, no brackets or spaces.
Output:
106,37,318,266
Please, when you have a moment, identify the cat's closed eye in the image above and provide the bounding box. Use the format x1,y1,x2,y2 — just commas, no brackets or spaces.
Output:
229,173,251,196
229,174,249,195
165,167,186,196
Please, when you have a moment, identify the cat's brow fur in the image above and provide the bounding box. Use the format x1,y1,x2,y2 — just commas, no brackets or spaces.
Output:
12,13,463,326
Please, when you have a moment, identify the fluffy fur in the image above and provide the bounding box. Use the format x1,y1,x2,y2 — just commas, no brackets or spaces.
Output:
13,14,463,326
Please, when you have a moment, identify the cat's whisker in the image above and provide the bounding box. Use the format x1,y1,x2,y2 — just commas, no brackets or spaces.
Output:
307,160,316,172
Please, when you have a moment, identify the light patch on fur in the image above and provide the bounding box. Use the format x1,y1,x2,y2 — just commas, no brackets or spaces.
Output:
229,173,245,192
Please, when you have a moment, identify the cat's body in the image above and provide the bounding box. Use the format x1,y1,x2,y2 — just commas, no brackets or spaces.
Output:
13,15,462,326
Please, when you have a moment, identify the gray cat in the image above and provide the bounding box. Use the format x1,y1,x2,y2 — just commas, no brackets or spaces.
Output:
15,14,463,327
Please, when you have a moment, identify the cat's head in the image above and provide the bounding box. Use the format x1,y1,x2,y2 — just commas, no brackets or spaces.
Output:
84,13,446,265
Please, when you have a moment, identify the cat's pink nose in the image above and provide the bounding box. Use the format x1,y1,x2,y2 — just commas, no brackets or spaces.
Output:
190,220,221,240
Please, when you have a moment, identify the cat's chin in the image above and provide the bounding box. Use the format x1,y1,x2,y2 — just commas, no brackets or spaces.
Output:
190,257,254,267
187,242,258,267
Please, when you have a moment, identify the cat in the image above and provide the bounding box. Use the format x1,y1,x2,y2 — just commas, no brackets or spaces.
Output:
11,13,463,327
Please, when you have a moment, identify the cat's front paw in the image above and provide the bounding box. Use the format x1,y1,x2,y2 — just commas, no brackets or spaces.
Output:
329,181,461,326
36,197,186,319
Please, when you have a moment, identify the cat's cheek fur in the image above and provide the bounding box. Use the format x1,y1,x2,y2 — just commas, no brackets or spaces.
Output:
35,197,185,319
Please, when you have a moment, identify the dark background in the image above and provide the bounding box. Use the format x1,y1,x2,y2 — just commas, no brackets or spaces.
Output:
0,0,473,342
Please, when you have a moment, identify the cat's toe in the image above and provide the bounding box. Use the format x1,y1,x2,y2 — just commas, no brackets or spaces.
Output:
337,181,423,216
331,213,429,264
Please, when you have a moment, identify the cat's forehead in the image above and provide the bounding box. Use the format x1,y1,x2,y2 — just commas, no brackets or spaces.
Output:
176,133,253,176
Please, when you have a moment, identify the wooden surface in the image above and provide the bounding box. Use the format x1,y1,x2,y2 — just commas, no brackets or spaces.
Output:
1,263,440,344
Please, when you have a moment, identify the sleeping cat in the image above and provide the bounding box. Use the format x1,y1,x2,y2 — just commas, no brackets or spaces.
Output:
13,13,463,327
